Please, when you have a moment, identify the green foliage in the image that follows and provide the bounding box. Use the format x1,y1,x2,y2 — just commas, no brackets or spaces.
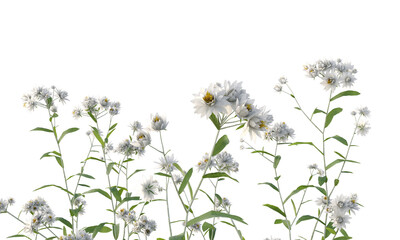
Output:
203,172,238,182
330,90,360,101
263,204,286,217
212,135,229,156
178,168,193,194
325,108,342,128
186,211,247,226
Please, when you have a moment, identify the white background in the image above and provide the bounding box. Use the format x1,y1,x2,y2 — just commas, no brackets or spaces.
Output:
0,1,399,239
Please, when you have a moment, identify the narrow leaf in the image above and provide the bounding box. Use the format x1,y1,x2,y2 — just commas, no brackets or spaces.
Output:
258,182,279,192
212,135,229,156
325,108,342,128
273,155,281,169
58,127,79,143
263,204,286,217
178,168,193,194
31,127,53,133
330,90,360,101
203,172,238,182
186,211,247,226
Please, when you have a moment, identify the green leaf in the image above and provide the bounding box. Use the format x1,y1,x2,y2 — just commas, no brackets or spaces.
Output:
63,226,67,236
7,235,32,239
56,217,73,229
34,184,73,195
200,189,215,205
128,169,145,179
212,135,229,156
325,108,343,128
209,113,221,130
258,182,279,192
274,219,291,230
91,127,104,148
169,234,184,240
318,176,328,186
55,156,64,168
326,159,359,170
289,142,323,155
202,222,216,240
31,127,53,133
330,90,360,102
284,185,313,203
326,227,336,234
296,215,325,225
335,151,346,159
155,172,171,177
115,196,141,209
107,162,117,175
294,107,301,111
40,151,61,159
58,127,79,143
110,186,122,202
312,108,326,115
273,155,281,169
179,168,193,194
203,172,238,182
263,204,286,217
291,199,297,215
87,222,109,238
84,188,111,200
112,224,120,239
251,150,275,157
236,124,245,130
84,224,112,234
87,111,98,123
334,179,339,186
77,173,95,180
186,211,247,226
325,135,348,146
333,237,352,240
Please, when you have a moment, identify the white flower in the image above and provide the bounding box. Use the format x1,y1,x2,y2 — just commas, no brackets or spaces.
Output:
356,121,370,136
340,72,356,88
76,230,93,240
242,108,273,139
192,84,229,118
303,64,318,78
130,121,143,131
157,154,178,173
150,113,168,131
73,197,87,216
56,89,69,103
50,105,58,113
216,152,239,173
173,174,184,185
335,62,354,73
274,85,282,92
266,122,295,142
315,195,330,207
116,139,136,156
278,76,287,84
188,222,201,232
134,215,157,236
308,164,318,170
347,193,360,214
22,94,38,111
118,208,136,224
330,211,351,230
141,178,159,201
8,197,15,206
72,108,83,119
109,101,120,116
332,195,350,213
0,199,8,212
99,96,111,109
136,130,151,147
235,99,258,120
196,153,216,171
82,97,98,112
351,111,357,116
316,59,336,71
357,107,370,117
33,86,51,100
321,70,341,91
221,80,249,110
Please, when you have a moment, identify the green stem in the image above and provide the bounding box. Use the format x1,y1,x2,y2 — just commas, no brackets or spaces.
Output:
166,177,173,237
290,177,312,227
7,211,49,239
222,206,243,240
74,137,94,195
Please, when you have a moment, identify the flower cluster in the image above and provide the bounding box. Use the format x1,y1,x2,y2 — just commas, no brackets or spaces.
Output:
215,197,232,210
117,208,137,224
73,96,120,119
73,197,87,216
303,59,357,91
192,80,274,139
308,163,325,176
157,154,178,173
196,153,216,171
316,194,360,230
352,106,371,136
22,197,56,233
22,86,68,111
215,152,239,173
59,230,92,240
133,215,157,236
0,197,14,212
266,122,295,142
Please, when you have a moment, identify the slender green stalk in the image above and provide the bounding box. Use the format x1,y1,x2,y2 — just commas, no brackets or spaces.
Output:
45,225,58,238
7,211,49,239
286,84,323,134
165,177,173,237
290,177,312,227
211,179,219,226
272,142,292,240
183,129,221,236
222,206,243,240
73,137,94,195
47,109,75,233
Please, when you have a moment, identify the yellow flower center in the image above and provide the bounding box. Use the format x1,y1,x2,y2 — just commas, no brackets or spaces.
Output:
203,92,214,104
153,116,160,122
303,65,309,70
246,104,252,111
204,159,209,163
259,121,267,129
327,78,334,84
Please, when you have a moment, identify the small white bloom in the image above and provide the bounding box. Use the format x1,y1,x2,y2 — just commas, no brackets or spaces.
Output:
242,108,274,139
196,153,216,171
216,151,239,173
235,99,258,120
278,76,287,84
321,70,341,91
350,111,357,116
157,154,178,173
221,80,249,110
173,174,184,185
357,107,370,117
141,178,159,201
315,195,330,207
274,85,282,92
188,222,201,232
340,72,357,88
82,96,98,112
150,113,168,131
192,84,229,118
347,193,360,214
109,101,120,116
99,96,111,109
266,122,295,142
50,105,58,113
0,199,8,212
332,195,350,213
22,94,38,111
303,64,318,78
356,121,370,136
136,130,151,147
56,89,69,103
8,197,15,206
130,121,143,131
330,211,351,230
73,108,83,119
33,86,51,100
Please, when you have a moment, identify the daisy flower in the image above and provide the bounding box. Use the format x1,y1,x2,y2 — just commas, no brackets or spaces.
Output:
330,211,351,230
192,83,229,118
321,70,341,91
141,178,159,201
356,121,370,136
157,154,178,173
150,113,168,131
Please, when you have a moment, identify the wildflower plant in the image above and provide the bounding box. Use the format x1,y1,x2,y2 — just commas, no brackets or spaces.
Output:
1,59,368,240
